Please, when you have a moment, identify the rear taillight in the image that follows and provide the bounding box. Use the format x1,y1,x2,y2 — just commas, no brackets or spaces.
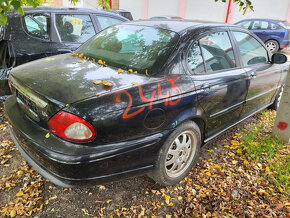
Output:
48,111,96,142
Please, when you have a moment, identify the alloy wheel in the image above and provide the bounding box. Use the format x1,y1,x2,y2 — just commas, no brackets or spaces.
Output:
165,130,197,178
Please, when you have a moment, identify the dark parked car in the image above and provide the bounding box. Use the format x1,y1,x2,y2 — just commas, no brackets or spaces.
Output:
235,19,290,53
0,7,128,96
5,20,288,187
107,9,133,20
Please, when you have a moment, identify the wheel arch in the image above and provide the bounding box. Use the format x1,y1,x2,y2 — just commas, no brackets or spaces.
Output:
166,107,207,144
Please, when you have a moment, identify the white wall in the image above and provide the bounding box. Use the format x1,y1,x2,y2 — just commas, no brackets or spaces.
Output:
119,0,143,20
185,0,226,21
148,0,179,18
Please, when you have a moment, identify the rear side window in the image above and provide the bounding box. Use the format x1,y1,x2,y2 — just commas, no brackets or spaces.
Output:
187,41,205,74
55,14,96,43
95,15,123,30
233,31,268,66
24,14,50,40
269,23,282,30
199,32,236,73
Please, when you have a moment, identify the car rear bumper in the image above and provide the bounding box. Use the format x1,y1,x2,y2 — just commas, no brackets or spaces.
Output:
5,96,167,187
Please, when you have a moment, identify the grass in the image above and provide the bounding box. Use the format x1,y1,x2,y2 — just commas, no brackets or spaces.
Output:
238,110,289,194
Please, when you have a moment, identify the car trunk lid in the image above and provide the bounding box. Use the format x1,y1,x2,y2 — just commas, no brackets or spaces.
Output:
9,53,149,122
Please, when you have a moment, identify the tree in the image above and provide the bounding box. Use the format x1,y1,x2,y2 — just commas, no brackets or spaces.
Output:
0,0,110,26
215,0,253,14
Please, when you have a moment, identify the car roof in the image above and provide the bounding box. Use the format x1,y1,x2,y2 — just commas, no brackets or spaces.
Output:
124,19,235,33
8,7,128,19
236,18,286,23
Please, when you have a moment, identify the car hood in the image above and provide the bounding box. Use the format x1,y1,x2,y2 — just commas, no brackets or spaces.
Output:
10,53,149,104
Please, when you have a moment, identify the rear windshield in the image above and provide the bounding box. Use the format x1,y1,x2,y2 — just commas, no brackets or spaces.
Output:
280,21,290,28
76,24,179,75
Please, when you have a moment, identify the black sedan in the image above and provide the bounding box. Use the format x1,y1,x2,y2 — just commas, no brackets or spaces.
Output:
5,20,288,187
0,7,128,96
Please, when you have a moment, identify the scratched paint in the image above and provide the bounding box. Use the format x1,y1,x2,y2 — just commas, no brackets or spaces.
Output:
115,78,182,119
277,121,288,131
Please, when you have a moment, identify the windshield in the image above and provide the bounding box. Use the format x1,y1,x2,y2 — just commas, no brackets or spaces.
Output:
76,24,179,75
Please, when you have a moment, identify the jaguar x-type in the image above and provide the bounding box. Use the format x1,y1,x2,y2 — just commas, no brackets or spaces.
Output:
5,20,288,187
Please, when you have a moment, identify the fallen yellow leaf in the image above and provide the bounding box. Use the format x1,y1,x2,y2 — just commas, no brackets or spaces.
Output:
45,133,50,139
78,53,84,58
133,71,138,74
93,80,102,85
10,210,16,218
103,82,113,87
16,191,24,197
164,195,170,204
78,60,83,63
128,69,133,73
132,82,138,85
243,160,249,165
17,170,23,177
106,199,112,204
145,69,149,76
207,149,213,152
178,196,183,200
118,68,124,73
51,208,55,212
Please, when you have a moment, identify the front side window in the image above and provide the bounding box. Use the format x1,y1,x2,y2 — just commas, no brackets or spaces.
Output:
199,32,236,73
95,15,123,30
24,14,50,39
55,14,95,43
77,24,179,75
233,31,268,66
252,21,269,30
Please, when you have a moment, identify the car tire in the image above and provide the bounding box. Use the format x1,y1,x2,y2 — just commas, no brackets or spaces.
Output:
269,85,284,110
148,121,201,186
265,40,279,53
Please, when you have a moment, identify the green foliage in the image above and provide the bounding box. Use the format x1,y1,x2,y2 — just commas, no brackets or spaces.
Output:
0,0,110,26
239,110,289,193
215,0,254,14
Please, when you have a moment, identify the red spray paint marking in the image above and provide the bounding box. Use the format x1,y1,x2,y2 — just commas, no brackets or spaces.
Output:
167,78,182,106
157,82,169,106
115,90,145,119
277,121,288,131
138,86,156,109
116,78,182,119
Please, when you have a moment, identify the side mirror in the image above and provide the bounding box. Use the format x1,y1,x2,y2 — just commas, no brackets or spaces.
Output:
271,53,287,64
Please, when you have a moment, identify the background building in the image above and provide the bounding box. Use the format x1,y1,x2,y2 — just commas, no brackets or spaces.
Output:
47,0,290,23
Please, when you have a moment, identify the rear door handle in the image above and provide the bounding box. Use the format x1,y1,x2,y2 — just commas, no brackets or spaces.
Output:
201,83,211,90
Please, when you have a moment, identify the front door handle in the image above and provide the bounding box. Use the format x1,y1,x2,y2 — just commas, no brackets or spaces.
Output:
201,83,211,90
250,71,257,79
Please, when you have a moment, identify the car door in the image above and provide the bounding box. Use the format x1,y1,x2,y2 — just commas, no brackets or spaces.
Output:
231,30,281,118
10,12,52,66
50,13,97,55
250,20,269,42
186,29,249,139
268,22,286,42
